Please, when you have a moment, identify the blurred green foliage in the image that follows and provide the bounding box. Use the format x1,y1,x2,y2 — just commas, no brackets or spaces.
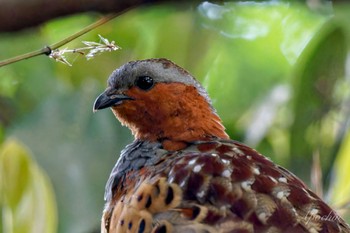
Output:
0,1,349,233
291,21,347,179
0,139,57,233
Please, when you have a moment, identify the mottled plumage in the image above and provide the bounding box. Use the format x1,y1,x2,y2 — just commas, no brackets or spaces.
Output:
94,58,350,233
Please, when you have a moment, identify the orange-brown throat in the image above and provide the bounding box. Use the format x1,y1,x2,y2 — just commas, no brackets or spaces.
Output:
111,82,229,150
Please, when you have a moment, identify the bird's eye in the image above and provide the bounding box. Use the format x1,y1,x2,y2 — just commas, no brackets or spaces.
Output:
135,76,154,90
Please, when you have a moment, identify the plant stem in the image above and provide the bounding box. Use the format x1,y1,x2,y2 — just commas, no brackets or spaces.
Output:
0,13,118,68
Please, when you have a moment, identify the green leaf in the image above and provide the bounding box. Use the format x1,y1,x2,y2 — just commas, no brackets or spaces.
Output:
329,131,350,221
0,139,31,209
289,20,347,179
0,139,57,233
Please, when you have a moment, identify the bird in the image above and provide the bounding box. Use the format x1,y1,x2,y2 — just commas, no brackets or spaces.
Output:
93,58,350,233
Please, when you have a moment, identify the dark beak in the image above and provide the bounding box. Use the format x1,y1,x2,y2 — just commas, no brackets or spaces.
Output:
93,90,133,112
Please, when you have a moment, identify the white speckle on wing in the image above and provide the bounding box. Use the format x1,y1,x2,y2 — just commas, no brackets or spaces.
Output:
309,228,318,233
252,167,260,175
241,180,253,191
232,147,244,156
278,177,287,183
189,159,197,165
269,176,278,184
168,176,174,183
197,190,206,198
277,191,285,199
221,158,230,164
310,208,319,215
258,212,267,223
180,180,186,187
193,165,202,173
222,170,231,178
225,151,235,157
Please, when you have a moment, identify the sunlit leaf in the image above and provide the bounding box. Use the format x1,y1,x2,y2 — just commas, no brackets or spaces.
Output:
329,131,350,208
0,139,57,233
0,139,31,209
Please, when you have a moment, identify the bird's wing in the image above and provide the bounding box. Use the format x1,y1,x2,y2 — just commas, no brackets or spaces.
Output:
102,140,350,233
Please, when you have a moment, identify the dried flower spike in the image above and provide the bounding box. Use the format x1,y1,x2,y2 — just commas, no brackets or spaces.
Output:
48,35,120,65
83,35,121,60
48,48,72,66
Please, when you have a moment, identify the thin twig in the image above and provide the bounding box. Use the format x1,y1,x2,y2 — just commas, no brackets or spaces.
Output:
0,13,118,68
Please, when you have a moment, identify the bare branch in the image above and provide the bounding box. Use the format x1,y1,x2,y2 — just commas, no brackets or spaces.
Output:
0,0,200,32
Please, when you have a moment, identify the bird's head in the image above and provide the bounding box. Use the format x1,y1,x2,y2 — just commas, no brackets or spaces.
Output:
93,58,228,150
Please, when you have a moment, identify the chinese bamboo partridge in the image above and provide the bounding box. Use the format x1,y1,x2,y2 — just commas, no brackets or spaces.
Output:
93,58,350,233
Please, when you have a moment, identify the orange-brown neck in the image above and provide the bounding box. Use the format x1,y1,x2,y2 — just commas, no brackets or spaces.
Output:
111,83,229,150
